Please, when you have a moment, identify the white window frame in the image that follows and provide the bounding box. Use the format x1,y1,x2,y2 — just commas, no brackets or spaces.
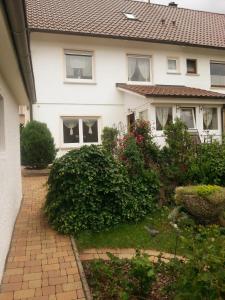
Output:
61,116,101,148
180,107,196,129
0,95,5,153
127,54,152,85
167,57,180,74
64,50,95,84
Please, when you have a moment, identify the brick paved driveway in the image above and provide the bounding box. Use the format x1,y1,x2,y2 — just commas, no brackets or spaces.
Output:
0,176,85,300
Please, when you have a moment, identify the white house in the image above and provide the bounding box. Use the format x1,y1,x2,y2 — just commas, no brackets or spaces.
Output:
0,0,35,280
25,0,225,154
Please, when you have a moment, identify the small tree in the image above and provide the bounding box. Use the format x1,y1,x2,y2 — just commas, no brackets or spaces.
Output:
101,127,118,154
161,118,194,186
21,121,56,169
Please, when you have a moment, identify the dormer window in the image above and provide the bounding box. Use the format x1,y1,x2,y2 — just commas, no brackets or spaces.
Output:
124,13,137,20
128,55,151,83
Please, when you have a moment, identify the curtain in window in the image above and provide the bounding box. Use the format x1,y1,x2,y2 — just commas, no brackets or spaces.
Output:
138,59,149,81
66,54,92,79
156,108,169,129
64,119,78,135
128,58,137,80
83,120,96,134
203,108,213,129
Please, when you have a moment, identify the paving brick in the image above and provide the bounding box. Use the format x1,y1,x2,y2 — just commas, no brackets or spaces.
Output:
14,289,35,299
0,177,85,300
28,279,42,288
0,292,13,300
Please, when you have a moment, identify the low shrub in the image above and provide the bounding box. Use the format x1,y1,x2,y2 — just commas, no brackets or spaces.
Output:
84,252,156,299
45,145,159,234
175,185,225,225
189,141,225,186
101,127,118,154
21,121,56,169
166,226,225,300
131,119,160,166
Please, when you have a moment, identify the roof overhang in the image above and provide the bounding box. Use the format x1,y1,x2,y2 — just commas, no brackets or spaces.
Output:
116,83,225,103
1,0,36,105
28,28,225,52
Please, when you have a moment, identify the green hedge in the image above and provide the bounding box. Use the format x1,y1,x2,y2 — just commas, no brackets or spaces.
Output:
45,145,159,234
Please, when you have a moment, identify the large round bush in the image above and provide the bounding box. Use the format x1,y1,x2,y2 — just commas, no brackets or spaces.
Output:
45,145,158,234
175,185,225,225
21,121,56,169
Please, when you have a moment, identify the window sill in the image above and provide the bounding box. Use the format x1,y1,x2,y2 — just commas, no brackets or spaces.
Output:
127,81,152,85
167,72,181,75
211,85,225,88
64,79,97,85
186,73,199,76
61,142,100,149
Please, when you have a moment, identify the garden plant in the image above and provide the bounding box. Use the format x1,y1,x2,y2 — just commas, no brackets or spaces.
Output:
21,120,56,169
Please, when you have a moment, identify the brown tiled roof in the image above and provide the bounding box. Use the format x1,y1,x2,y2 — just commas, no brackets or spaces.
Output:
25,0,225,49
116,83,225,99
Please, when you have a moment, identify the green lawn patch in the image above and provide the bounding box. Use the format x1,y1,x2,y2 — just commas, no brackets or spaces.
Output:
76,208,192,255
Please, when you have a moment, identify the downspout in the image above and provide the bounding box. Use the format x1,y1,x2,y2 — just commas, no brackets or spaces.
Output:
2,0,36,118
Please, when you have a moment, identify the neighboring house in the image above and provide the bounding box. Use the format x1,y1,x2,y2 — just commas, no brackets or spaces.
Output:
25,0,225,153
0,0,35,280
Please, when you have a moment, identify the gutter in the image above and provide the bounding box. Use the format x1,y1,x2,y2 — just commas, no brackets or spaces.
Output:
2,0,36,110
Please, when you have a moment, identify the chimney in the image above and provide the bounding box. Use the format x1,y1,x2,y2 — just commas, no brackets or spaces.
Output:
169,2,178,7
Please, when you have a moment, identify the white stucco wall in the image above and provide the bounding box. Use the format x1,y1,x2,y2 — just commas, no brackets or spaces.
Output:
30,33,225,151
0,74,22,280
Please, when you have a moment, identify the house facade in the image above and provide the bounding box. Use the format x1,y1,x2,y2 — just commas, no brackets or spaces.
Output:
26,0,225,154
0,0,35,280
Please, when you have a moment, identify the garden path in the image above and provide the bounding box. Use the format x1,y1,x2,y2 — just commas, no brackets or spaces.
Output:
0,176,85,300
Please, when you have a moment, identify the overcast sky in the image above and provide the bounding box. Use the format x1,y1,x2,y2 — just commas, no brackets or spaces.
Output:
151,0,225,13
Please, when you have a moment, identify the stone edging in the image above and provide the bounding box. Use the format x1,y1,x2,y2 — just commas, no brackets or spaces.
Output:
70,237,93,300
22,167,51,177
79,248,185,263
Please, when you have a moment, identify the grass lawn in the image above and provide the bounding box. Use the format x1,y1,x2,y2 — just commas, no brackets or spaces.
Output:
76,207,193,255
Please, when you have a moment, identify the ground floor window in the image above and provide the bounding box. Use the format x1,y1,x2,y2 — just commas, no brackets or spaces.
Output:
180,108,196,129
156,107,173,130
203,107,218,130
62,117,99,145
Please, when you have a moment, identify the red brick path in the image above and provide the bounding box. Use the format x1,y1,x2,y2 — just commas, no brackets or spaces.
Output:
0,176,85,300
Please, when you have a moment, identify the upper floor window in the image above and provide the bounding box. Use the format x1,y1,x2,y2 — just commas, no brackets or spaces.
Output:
210,61,225,87
128,55,151,83
0,96,5,151
65,51,93,81
186,59,197,74
167,58,179,73
62,117,99,146
156,107,172,130
203,107,218,130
